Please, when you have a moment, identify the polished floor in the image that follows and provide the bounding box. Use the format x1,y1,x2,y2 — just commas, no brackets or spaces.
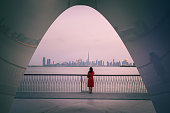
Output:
10,99,156,113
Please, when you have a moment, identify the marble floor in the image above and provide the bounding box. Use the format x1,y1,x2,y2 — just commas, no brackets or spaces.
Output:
10,99,156,113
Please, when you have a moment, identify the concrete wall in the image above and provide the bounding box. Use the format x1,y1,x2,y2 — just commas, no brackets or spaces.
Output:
0,0,170,113
0,0,68,112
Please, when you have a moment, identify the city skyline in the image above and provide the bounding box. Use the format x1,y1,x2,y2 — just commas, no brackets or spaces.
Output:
39,52,135,67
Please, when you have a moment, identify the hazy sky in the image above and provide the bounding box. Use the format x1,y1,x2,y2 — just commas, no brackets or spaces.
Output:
29,5,133,65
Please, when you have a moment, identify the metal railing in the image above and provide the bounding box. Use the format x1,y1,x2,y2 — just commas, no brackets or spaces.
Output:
17,74,147,93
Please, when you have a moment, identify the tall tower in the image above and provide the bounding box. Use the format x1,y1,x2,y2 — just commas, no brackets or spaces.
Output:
88,51,89,64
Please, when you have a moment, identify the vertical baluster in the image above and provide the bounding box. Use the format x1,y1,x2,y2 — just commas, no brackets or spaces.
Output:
41,75,43,92
48,75,50,92
69,75,71,92
117,76,119,93
28,75,30,92
128,76,130,93
29,75,31,92
134,76,136,93
59,76,61,92
71,75,72,92
102,76,104,93
55,75,58,92
60,75,62,92
124,76,125,93
81,75,82,93
121,76,123,93
115,76,117,93
66,75,68,92
96,75,97,93
107,76,109,93
49,75,50,92
124,76,126,93
73,75,75,92
45,75,49,92
64,76,66,92
38,75,40,92
45,75,47,92
83,75,85,92
61,75,63,92
105,75,107,93
29,76,33,92
54,75,56,92
97,75,99,93
118,76,120,93
111,76,113,93
50,75,52,92
40,75,42,92
133,76,135,93
132,76,135,93
99,75,101,93
34,75,36,92
65,75,67,92
72,75,74,92
129,76,133,93
122,76,124,93
135,76,137,93
49,75,51,92
59,75,62,92
113,76,115,93
52,76,54,92
120,76,122,93
33,75,35,92
56,76,58,92
77,76,79,92
140,76,142,93
131,76,133,93
125,76,127,93
71,75,73,92
137,76,140,93
25,75,27,92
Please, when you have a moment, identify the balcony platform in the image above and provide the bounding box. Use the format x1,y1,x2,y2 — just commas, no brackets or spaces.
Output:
15,92,150,100
10,98,156,113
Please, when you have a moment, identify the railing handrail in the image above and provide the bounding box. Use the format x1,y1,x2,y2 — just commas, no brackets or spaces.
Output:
24,74,140,76
18,74,147,93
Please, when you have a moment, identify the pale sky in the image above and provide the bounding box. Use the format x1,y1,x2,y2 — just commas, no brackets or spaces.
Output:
29,5,134,65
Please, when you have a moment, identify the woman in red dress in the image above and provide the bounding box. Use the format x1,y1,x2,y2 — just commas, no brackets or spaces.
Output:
87,67,94,93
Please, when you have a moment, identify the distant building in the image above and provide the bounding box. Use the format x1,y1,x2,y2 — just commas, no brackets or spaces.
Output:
47,59,51,65
43,57,46,66
113,59,115,66
122,59,128,66
107,61,109,66
110,62,112,66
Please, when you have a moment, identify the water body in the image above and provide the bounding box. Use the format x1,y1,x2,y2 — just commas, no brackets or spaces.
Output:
25,67,139,75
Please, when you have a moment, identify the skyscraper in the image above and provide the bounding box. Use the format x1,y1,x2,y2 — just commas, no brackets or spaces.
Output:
47,59,51,65
87,51,89,65
43,57,46,66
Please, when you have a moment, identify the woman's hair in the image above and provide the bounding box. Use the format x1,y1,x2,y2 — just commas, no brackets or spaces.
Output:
89,67,93,73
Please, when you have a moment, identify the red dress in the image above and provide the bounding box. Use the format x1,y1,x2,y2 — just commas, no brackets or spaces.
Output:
88,71,94,87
